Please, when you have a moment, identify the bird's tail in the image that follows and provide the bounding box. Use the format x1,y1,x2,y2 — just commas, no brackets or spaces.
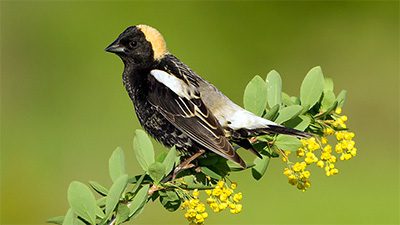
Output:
262,125,311,138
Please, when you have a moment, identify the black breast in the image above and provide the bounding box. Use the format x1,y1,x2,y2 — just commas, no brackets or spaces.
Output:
122,66,195,152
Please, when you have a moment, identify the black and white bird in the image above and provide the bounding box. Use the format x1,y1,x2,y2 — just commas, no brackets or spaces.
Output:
105,25,309,169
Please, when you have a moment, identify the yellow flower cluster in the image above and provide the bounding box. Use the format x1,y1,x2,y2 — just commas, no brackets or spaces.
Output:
282,108,357,191
283,162,311,191
205,181,243,214
181,189,208,225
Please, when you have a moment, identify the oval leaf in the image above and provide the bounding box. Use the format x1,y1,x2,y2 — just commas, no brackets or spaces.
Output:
109,147,126,182
275,135,301,151
133,130,155,171
274,105,303,124
67,181,97,224
321,90,336,112
266,70,282,108
163,146,178,176
115,204,130,224
148,162,166,184
281,92,293,106
336,90,347,108
47,216,65,225
129,184,150,219
243,75,268,116
159,190,181,212
284,115,311,131
251,156,270,180
300,66,324,110
324,77,334,92
89,181,109,196
264,104,280,121
62,209,74,225
105,174,128,218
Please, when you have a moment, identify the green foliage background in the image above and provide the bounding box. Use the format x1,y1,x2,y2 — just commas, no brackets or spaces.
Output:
1,1,398,224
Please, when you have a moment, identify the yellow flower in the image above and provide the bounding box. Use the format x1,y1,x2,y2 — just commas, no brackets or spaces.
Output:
323,145,332,153
317,160,324,168
212,187,222,196
321,137,328,144
297,148,305,157
335,144,343,153
293,162,306,172
193,189,200,198
233,192,243,203
301,171,311,179
335,107,342,114
195,204,206,213
217,181,224,188
219,193,228,202
230,204,242,214
336,132,344,141
230,182,237,190
324,127,335,135
219,202,228,210
283,168,293,176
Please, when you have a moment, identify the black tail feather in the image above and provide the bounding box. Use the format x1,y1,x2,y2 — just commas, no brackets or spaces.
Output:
265,125,311,138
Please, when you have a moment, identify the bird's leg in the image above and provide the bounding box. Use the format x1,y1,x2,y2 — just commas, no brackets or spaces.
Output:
172,149,205,180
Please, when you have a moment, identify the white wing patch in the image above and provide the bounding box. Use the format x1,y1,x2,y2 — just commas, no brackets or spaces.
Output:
197,79,277,130
150,69,197,99
227,110,277,130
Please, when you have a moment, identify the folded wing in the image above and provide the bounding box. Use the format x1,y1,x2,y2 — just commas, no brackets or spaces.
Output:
148,69,246,168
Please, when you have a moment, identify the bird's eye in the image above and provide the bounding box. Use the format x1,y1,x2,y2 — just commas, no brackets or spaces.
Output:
129,41,138,48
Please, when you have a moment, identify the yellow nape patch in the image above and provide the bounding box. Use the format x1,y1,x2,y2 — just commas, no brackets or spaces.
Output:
137,24,168,60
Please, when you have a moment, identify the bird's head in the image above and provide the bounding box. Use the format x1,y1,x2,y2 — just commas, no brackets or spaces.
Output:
105,25,167,67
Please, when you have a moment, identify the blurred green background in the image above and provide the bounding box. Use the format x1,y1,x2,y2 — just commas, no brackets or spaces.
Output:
1,1,398,224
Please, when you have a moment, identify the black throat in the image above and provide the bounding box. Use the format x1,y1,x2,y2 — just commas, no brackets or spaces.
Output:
122,61,156,103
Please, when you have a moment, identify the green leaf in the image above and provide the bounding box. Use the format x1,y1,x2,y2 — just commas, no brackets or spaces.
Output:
67,181,97,224
156,151,168,163
251,156,270,180
163,146,178,176
129,184,150,219
109,147,126,182
201,167,222,179
129,174,146,195
148,162,166,184
243,75,268,116
115,204,130,224
336,90,347,107
300,66,324,110
62,209,74,225
275,135,301,151
159,190,181,212
274,105,303,124
324,77,334,92
89,181,109,196
285,115,311,131
281,92,293,106
47,216,64,225
291,96,301,105
105,174,128,218
133,129,155,171
321,90,336,112
97,197,107,208
266,70,282,108
264,104,280,121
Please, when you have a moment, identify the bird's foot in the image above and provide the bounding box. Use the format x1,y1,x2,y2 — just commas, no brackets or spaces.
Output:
170,149,205,180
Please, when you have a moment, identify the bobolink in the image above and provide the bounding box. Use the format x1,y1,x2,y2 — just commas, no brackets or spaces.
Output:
105,25,309,169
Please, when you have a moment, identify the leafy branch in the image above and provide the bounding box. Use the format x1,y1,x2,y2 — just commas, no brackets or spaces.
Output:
48,66,356,225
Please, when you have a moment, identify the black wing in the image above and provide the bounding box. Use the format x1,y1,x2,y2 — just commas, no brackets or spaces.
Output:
147,69,245,168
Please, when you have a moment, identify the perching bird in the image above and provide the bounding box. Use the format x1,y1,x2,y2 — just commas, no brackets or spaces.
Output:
105,25,309,169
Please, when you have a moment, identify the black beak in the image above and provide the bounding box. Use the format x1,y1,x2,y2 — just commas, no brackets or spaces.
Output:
105,39,125,53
